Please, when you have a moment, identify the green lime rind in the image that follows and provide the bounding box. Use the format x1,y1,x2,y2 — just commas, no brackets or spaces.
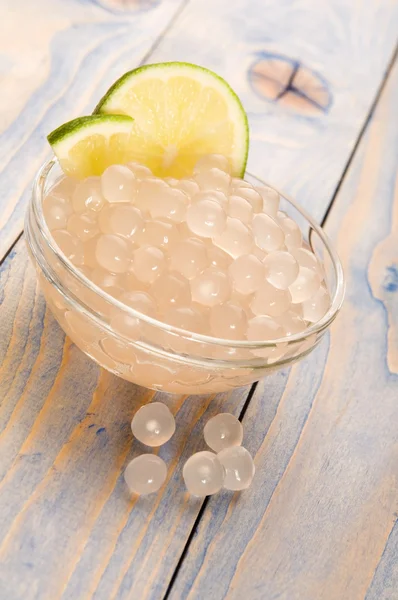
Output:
47,114,134,147
94,62,249,177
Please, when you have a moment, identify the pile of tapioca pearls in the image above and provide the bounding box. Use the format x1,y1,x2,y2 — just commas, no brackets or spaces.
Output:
43,154,330,343
125,402,254,496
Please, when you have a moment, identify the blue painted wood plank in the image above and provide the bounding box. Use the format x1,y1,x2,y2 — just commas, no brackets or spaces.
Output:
168,56,398,600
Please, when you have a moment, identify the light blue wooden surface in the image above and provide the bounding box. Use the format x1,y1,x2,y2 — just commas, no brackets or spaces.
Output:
0,1,398,599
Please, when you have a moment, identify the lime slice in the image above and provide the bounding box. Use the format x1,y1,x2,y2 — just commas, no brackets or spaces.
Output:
94,62,249,178
47,114,136,179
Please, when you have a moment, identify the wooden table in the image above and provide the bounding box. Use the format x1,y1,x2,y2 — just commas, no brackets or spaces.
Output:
1,1,398,598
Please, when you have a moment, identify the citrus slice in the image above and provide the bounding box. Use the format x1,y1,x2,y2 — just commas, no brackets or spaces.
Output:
94,62,249,178
47,114,136,179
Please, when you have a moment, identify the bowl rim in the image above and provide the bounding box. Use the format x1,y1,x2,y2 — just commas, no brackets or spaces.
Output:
29,158,345,349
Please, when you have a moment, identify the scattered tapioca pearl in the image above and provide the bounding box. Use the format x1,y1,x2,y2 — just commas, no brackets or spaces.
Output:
204,413,243,452
194,153,231,174
52,230,84,265
43,195,73,230
124,454,167,495
72,178,105,213
229,254,264,295
186,198,226,238
132,246,166,283
257,186,279,217
228,195,253,224
101,164,137,203
183,451,225,496
149,187,188,223
214,217,253,258
251,282,291,317
169,238,208,280
289,266,321,303
246,315,284,341
98,204,143,240
67,213,99,241
95,234,130,273
234,187,263,213
195,167,230,193
191,268,230,307
252,213,285,252
278,213,303,249
131,402,175,446
151,272,191,313
292,247,324,279
209,303,247,339
278,310,307,335
302,285,330,322
217,446,255,490
137,220,180,251
263,251,299,289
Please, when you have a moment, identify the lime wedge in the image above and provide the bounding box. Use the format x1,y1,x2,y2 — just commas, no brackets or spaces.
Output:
94,62,249,178
47,115,136,179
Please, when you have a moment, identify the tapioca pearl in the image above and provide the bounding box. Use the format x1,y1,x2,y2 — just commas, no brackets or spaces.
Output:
183,451,225,496
164,177,179,186
98,204,144,240
91,268,123,296
95,234,130,273
234,187,263,213
302,285,330,322
149,187,188,223
169,238,208,280
72,178,104,213
151,272,191,313
289,266,321,303
278,215,302,249
228,195,253,224
229,254,264,295
109,311,142,341
230,177,252,191
83,235,101,269
122,270,148,293
101,164,137,203
256,186,280,217
52,230,84,266
124,454,167,495
195,167,231,194
127,162,153,179
119,290,157,317
67,213,99,242
194,154,231,174
191,268,231,307
252,214,285,252
193,190,228,208
186,199,226,238
209,303,247,340
50,176,77,199
131,402,175,447
213,218,253,258
137,220,180,251
163,306,206,334
176,178,200,196
207,245,232,270
251,282,292,317
204,413,243,452
263,251,299,289
217,446,255,490
43,195,73,230
292,247,325,279
135,178,168,212
277,310,307,335
132,246,166,283
246,315,284,341
252,246,267,261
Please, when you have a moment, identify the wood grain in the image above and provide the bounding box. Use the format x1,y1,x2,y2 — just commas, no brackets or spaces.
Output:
0,1,398,599
168,56,398,600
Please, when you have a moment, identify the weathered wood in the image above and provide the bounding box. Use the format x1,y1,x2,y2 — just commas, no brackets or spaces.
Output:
1,1,398,599
168,56,398,600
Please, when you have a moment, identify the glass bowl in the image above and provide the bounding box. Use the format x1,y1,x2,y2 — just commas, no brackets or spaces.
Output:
25,159,345,394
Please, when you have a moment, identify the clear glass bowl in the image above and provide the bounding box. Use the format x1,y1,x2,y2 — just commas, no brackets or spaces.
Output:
25,159,345,394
